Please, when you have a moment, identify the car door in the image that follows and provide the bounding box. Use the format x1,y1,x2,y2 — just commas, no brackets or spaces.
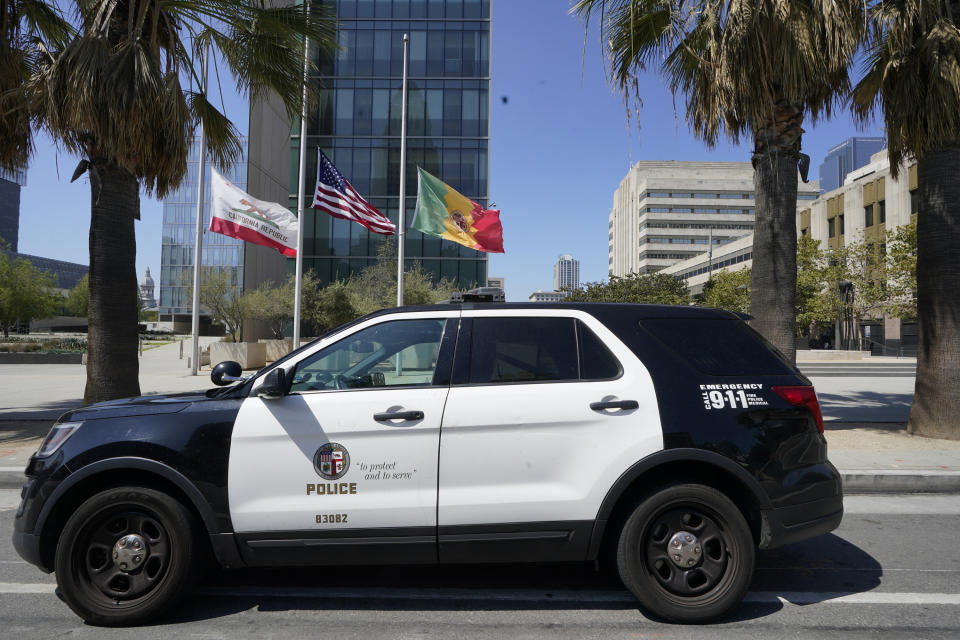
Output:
228,311,457,566
437,309,663,563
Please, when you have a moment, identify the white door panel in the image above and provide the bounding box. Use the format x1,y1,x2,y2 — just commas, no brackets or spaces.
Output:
438,310,662,526
229,388,446,532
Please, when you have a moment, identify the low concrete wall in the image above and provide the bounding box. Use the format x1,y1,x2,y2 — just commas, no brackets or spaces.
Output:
0,352,83,364
796,350,872,362
259,339,293,362
209,342,267,370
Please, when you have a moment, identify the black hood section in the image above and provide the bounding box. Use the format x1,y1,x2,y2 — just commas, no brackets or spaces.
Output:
60,391,211,422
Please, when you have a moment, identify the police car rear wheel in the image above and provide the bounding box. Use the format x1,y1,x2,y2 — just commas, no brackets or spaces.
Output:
616,483,754,623
54,487,198,626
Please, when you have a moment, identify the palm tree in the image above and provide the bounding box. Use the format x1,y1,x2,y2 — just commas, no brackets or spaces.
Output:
1,0,72,172
574,0,864,363
851,1,960,440
23,0,335,404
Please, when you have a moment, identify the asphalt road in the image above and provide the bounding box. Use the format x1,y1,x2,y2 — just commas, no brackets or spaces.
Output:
1,491,958,639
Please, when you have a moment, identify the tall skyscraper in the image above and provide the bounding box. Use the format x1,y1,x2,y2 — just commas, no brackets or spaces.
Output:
553,254,579,291
158,138,248,327
271,0,491,290
818,137,885,193
0,167,25,250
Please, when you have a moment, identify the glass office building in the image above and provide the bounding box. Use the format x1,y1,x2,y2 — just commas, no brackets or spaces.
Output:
818,137,885,193
295,0,491,287
158,139,248,323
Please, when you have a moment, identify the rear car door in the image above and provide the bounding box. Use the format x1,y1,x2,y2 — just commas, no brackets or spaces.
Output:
228,311,457,565
437,308,663,562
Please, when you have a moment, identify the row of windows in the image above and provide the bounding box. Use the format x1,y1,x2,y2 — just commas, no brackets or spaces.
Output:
645,207,755,215
646,237,732,245
295,255,485,290
828,215,845,238
640,222,754,231
330,28,489,78
644,191,754,200
296,142,487,200
160,244,243,274
331,0,490,21
674,252,752,280
639,251,703,261
318,86,488,138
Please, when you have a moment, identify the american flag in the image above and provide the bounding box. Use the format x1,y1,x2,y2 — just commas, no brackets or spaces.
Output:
312,149,396,235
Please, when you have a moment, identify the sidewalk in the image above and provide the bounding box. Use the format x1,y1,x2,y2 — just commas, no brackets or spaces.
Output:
0,342,958,492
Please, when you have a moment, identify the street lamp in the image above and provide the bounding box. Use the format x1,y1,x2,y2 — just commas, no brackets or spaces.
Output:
838,280,854,351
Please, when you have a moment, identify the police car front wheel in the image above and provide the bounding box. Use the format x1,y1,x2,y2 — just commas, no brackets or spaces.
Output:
616,483,755,623
54,487,199,626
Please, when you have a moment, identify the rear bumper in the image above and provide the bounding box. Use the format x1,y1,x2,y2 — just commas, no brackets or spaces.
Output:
759,494,843,549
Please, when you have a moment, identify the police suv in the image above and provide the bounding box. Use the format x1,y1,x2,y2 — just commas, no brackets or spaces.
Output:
13,298,842,625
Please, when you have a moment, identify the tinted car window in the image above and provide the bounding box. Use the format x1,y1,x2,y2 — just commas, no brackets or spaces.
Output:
578,321,622,380
640,318,794,376
469,317,578,383
291,319,446,391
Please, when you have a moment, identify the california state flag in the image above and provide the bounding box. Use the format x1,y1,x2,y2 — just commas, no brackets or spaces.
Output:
209,169,299,257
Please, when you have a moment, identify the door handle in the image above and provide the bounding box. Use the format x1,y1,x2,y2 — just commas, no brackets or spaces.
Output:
374,410,424,421
590,400,639,411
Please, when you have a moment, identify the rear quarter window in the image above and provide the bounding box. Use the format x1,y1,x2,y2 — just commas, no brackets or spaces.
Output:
640,318,795,376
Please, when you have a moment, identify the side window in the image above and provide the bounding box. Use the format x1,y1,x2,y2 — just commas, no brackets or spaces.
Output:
578,321,622,380
290,319,446,392
469,317,578,384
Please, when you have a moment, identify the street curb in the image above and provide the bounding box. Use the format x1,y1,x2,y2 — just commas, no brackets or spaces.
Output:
841,470,960,494
2,468,960,493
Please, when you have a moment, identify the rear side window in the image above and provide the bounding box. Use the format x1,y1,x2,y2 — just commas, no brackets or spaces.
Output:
578,321,622,380
469,317,578,383
640,318,794,376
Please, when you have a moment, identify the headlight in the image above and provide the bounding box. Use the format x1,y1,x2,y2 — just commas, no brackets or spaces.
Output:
36,422,81,457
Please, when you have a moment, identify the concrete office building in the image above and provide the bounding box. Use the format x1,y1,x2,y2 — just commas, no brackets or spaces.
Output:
818,137,885,193
608,161,819,277
157,138,249,332
253,0,492,296
661,234,754,296
553,254,579,291
528,290,565,303
798,149,919,353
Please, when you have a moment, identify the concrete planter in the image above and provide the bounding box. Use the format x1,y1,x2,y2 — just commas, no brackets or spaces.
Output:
0,352,83,364
209,342,267,370
258,339,293,362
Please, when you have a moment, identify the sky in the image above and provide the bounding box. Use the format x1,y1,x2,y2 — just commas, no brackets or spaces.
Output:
17,1,885,303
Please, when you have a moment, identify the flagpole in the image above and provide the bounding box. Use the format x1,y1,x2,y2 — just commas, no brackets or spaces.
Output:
396,33,409,307
293,4,311,350
190,49,208,376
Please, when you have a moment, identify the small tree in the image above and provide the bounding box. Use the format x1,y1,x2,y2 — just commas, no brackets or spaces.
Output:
65,273,89,317
0,252,60,337
796,236,832,337
699,269,751,314
885,221,917,320
344,242,456,316
183,268,249,342
566,272,690,305
821,240,889,349
303,280,359,335
244,275,297,339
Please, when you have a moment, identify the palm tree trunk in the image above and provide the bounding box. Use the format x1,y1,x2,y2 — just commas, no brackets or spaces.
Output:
750,118,802,366
83,161,141,405
908,147,960,439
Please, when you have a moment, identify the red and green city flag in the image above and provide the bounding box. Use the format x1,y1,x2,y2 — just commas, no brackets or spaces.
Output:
411,168,504,253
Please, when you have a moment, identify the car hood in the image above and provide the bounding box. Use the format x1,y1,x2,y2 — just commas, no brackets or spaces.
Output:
59,391,211,422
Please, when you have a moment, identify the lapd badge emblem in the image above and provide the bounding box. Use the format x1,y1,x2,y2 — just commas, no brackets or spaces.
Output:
314,443,350,480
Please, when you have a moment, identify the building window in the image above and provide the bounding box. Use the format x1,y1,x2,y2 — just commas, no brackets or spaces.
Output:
647,207,669,213
879,199,886,224
828,218,836,238
864,204,874,227
671,208,691,213
798,194,817,200
910,189,920,215
693,193,716,198
839,214,845,235
648,192,670,198
671,192,691,198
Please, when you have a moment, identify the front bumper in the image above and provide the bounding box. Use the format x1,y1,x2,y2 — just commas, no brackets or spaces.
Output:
12,530,46,572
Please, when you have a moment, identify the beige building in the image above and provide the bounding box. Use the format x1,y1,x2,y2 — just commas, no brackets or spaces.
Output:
608,161,818,277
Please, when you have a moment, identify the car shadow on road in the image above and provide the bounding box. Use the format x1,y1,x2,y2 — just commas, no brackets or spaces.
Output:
817,390,913,423
160,533,880,626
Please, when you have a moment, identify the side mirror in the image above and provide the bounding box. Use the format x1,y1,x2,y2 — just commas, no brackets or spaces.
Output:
257,368,288,399
211,361,243,386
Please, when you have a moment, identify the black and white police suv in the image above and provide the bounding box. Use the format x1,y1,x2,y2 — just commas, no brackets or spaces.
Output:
13,300,842,625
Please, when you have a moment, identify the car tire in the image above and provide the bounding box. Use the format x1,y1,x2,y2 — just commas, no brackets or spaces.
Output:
54,486,198,626
616,483,755,623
